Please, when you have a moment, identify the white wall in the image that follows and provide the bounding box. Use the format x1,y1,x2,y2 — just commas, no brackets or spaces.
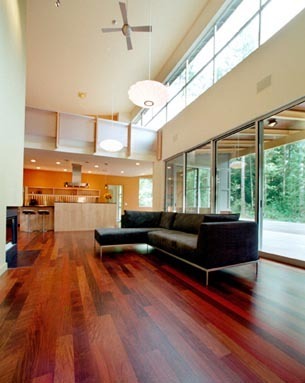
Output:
152,160,165,211
162,9,305,159
0,0,26,274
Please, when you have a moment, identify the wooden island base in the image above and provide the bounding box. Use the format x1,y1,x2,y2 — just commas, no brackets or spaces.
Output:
54,202,117,231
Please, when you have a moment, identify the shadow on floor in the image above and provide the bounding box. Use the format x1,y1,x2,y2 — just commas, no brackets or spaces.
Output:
8,250,41,268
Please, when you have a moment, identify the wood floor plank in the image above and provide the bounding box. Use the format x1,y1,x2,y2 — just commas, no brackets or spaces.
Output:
92,314,139,383
32,373,54,383
181,288,305,381
0,230,304,382
54,334,75,383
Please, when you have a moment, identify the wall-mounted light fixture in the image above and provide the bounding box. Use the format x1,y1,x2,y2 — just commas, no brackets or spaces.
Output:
267,118,278,127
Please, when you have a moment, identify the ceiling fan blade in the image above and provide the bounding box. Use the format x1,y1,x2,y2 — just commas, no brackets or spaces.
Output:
119,2,129,25
131,25,152,32
101,27,121,33
126,36,133,50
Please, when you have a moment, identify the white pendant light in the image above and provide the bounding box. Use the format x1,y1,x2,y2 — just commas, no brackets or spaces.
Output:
98,90,123,152
230,160,244,169
99,139,123,152
128,0,169,109
230,132,246,169
128,80,169,108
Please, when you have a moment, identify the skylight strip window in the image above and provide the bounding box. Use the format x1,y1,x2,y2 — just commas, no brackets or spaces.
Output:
133,0,305,131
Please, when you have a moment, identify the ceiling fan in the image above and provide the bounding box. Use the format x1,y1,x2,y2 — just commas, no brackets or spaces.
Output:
101,1,152,50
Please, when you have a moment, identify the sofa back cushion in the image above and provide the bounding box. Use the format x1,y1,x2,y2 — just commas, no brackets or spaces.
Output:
172,213,204,234
159,212,176,229
203,213,240,222
122,210,162,228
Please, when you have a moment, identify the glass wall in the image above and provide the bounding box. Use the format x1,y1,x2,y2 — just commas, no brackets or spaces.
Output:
261,104,305,261
185,143,212,213
216,125,256,219
165,154,184,212
164,100,305,265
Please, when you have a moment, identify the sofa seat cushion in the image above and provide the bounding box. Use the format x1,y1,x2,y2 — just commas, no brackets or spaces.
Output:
95,228,153,246
147,230,198,261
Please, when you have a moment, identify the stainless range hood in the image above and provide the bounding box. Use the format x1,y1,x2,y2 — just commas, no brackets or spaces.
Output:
64,163,88,188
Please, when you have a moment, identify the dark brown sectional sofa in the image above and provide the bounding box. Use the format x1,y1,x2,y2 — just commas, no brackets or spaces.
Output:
94,210,259,286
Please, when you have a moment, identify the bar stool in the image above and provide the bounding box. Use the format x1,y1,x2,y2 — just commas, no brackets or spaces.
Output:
22,210,36,232
38,210,50,232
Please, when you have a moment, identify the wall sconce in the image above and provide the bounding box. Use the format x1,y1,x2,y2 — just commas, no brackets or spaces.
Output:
267,118,278,127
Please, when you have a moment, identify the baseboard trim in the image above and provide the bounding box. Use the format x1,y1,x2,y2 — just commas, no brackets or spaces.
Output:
260,251,305,269
0,262,8,276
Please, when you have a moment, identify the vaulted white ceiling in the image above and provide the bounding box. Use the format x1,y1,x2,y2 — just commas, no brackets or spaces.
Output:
26,0,210,118
25,0,213,175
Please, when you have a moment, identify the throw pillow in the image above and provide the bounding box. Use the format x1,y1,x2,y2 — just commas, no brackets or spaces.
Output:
159,212,176,229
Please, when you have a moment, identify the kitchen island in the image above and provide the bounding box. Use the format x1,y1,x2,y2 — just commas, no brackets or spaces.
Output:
54,202,117,232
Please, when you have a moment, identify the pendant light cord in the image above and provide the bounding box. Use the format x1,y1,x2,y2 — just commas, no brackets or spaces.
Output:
148,0,152,80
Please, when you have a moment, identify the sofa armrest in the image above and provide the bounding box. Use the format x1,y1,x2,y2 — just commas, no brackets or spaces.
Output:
196,221,258,269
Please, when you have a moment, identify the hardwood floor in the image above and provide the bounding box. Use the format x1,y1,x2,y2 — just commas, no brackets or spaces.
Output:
0,230,305,383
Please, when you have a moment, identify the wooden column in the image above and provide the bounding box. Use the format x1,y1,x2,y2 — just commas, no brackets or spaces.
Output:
126,123,132,157
157,130,162,160
55,112,60,149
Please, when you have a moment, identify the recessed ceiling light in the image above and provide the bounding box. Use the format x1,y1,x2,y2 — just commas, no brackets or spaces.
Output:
120,170,124,174
56,161,61,165
136,162,140,166
64,168,67,172
36,166,40,170
94,165,99,168
88,171,92,174
78,91,87,99
30,159,36,163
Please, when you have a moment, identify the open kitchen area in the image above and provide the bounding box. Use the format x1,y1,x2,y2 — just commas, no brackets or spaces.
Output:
19,163,118,232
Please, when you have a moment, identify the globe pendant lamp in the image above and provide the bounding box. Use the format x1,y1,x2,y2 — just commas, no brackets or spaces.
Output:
99,94,123,152
230,160,243,169
128,80,169,108
128,1,169,109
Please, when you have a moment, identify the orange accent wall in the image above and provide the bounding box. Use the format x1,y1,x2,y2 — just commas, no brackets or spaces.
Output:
23,169,152,211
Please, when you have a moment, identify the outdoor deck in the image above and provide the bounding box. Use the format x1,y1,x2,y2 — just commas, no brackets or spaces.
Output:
262,220,305,262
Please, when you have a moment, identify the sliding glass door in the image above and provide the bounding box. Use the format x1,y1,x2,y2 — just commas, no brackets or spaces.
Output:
216,125,256,220
185,143,212,213
165,154,184,212
261,103,305,262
